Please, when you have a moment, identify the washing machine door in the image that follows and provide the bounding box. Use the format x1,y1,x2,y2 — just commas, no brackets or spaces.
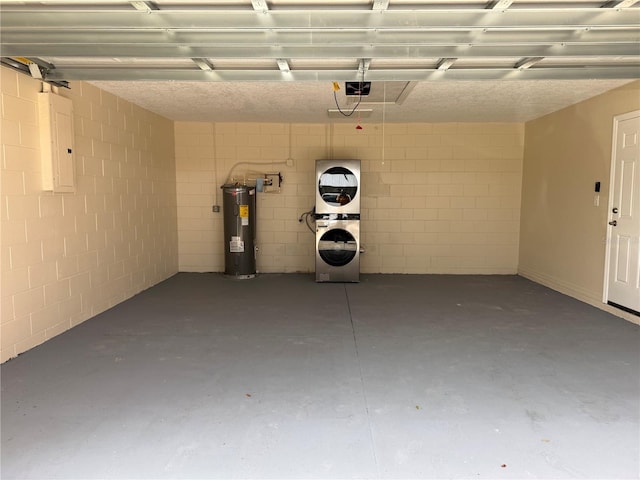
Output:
318,228,358,267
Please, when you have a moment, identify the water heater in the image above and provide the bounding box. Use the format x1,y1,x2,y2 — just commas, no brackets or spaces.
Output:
222,184,256,279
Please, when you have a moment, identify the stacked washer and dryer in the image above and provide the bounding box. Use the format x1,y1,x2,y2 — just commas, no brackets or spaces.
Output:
314,159,361,282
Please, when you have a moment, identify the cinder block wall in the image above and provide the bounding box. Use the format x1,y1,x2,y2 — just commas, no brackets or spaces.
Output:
175,121,524,274
0,66,179,363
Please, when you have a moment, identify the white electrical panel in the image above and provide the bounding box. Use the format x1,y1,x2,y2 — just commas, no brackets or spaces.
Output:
38,92,75,192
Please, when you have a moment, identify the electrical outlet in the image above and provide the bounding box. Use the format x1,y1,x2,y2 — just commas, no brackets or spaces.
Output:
212,205,220,212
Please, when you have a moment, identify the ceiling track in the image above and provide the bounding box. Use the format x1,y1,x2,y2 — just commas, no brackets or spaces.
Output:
2,45,638,58
36,66,640,81
1,3,638,82
0,8,640,31
2,9,639,29
2,28,639,41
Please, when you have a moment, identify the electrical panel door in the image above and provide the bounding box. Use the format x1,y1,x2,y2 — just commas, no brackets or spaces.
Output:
38,92,75,193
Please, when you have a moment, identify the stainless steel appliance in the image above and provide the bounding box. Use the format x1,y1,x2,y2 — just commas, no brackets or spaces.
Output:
314,159,361,282
315,217,360,283
315,159,361,215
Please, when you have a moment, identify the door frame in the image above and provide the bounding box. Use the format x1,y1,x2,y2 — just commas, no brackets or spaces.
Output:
602,109,640,307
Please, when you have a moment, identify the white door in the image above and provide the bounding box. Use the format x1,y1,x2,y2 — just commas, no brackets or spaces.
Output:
605,110,640,314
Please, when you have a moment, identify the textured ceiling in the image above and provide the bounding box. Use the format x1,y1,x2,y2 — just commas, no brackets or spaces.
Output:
1,0,638,122
91,78,634,123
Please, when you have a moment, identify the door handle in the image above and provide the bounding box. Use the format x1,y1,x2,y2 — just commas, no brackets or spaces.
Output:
609,220,617,226
612,207,619,214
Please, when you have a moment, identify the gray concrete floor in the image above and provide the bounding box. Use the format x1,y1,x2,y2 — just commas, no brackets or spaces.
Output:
1,273,639,479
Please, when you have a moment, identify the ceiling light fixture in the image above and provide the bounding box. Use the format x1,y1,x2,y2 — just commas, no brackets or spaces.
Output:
328,109,373,119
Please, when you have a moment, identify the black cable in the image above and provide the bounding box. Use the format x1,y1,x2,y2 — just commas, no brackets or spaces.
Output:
332,71,366,118
304,213,315,234
298,207,316,234
333,89,362,117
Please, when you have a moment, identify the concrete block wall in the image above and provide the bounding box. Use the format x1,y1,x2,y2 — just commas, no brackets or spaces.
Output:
1,66,179,363
175,121,524,274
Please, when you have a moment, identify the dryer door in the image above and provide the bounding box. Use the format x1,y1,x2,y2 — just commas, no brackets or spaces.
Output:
316,160,361,214
318,228,357,267
318,166,358,208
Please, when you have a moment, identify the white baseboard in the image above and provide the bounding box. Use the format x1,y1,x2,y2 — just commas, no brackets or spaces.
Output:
518,267,639,326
